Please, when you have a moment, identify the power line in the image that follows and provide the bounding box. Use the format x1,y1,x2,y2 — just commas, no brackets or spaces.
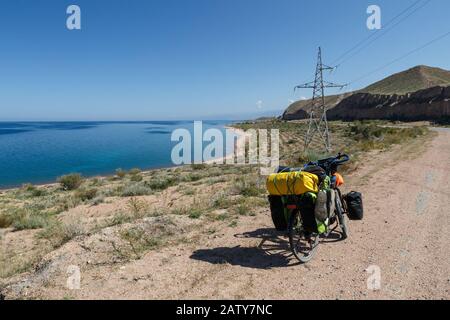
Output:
293,0,436,102
330,0,428,66
334,0,432,68
348,30,450,86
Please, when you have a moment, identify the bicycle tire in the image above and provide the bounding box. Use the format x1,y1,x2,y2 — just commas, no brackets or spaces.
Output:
288,210,320,263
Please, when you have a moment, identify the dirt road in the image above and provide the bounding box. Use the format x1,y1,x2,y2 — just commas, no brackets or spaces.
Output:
2,129,449,300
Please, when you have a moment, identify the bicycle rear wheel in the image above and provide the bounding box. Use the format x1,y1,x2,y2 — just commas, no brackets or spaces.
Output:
288,210,320,263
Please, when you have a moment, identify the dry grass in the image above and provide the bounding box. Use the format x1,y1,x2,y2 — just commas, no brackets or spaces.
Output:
0,119,431,279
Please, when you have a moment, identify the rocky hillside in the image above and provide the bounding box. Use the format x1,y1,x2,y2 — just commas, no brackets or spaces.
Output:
328,85,450,121
283,93,353,121
283,65,450,121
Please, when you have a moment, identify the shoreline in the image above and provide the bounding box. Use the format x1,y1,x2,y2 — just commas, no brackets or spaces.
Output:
204,126,248,165
0,124,247,192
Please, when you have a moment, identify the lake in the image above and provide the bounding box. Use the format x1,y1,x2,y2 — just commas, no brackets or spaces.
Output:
0,121,235,188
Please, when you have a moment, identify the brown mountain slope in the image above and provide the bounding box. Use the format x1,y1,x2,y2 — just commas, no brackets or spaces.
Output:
283,65,450,120
361,65,450,95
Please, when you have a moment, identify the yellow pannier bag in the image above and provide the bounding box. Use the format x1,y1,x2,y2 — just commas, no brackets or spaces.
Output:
266,171,319,196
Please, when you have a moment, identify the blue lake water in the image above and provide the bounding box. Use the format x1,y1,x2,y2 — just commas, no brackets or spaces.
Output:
0,121,236,188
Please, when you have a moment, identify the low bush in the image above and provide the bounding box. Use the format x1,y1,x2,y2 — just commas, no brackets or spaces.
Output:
116,168,127,179
38,219,84,248
75,188,98,201
121,183,153,197
0,214,12,228
232,177,264,197
191,164,207,170
128,168,142,175
57,174,83,191
126,197,148,219
130,174,143,182
188,208,202,219
11,209,50,231
145,177,176,190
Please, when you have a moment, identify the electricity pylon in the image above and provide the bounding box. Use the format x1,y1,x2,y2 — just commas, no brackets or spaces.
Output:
295,47,346,152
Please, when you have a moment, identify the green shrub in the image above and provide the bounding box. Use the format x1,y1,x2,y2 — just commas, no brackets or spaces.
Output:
128,168,142,175
57,174,83,191
116,168,127,179
12,210,50,231
191,164,207,170
212,193,233,209
347,123,428,151
119,227,161,259
130,174,143,182
126,197,148,219
0,214,12,228
22,183,35,192
182,173,202,182
38,219,84,248
89,196,105,206
30,188,46,197
235,203,249,216
180,186,195,195
75,188,98,201
20,184,46,197
107,211,132,227
145,177,176,190
188,209,202,219
121,183,153,197
232,177,264,197
57,195,82,212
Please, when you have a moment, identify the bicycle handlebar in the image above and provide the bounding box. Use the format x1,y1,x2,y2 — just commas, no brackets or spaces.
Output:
276,153,350,175
333,153,350,165
315,153,350,174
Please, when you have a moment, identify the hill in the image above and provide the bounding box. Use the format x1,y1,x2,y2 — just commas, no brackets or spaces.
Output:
283,65,450,120
360,65,450,95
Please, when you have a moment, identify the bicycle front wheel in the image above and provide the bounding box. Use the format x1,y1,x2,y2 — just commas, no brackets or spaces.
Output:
288,210,320,263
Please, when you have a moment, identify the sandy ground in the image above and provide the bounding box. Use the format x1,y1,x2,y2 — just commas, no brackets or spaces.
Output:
1,129,449,300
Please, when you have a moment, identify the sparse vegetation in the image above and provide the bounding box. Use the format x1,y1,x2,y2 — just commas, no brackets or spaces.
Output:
130,173,143,182
126,197,148,219
38,218,84,248
188,209,202,219
0,214,12,228
57,174,83,191
116,168,127,179
112,217,176,260
75,188,98,201
128,168,142,175
232,176,264,197
191,163,207,170
121,183,153,197
346,122,429,151
0,118,433,284
119,227,161,259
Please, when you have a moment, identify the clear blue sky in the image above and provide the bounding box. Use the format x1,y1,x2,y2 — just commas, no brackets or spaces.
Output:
0,0,449,120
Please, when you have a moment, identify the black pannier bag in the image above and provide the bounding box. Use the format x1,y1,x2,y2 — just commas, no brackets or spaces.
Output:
297,193,318,233
268,195,288,231
345,191,364,220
